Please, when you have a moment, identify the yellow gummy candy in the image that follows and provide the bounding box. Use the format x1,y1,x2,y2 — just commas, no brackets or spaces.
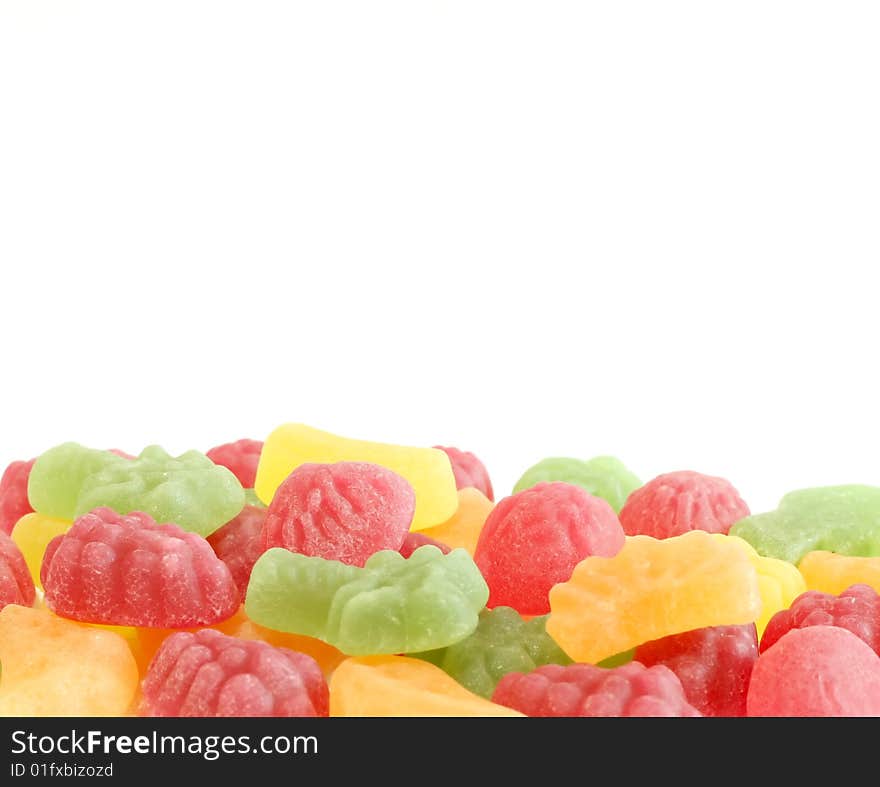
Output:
0,605,138,716
421,488,494,555
10,512,71,589
719,535,806,637
255,423,459,530
547,531,762,664
798,550,880,595
329,656,524,717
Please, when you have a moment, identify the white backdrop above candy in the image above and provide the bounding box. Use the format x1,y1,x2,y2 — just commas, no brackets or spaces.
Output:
1,1,878,515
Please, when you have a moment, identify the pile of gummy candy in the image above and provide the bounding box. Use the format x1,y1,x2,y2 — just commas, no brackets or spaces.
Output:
3,422,880,717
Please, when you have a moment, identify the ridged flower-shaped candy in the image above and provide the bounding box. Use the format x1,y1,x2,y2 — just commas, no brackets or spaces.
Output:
0,458,35,534
0,530,35,611
245,545,488,655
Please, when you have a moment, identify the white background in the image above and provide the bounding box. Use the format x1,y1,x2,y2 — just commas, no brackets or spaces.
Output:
1,1,878,514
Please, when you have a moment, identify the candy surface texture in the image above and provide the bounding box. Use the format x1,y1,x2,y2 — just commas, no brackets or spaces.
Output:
434,446,494,500
206,439,264,488
0,459,35,534
0,530,35,611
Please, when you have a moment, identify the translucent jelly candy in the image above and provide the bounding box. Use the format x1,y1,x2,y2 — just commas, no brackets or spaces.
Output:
474,482,625,615
619,470,749,538
513,456,641,513
760,584,880,655
423,488,493,556
206,438,263,488
140,628,329,717
416,606,571,698
255,423,457,530
10,512,71,588
41,507,240,627
0,605,138,716
262,462,414,567
245,545,488,655
230,618,347,676
433,446,494,500
0,530,35,610
747,625,880,716
547,531,762,664
798,550,880,595
29,442,245,537
207,505,267,601
730,485,880,564
0,458,35,534
329,655,524,716
492,662,701,717
634,624,758,716
399,531,450,558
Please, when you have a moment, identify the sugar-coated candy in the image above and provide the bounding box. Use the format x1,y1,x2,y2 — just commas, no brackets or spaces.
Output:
730,485,880,564
547,531,762,664
41,507,240,627
206,439,263,488
759,584,880,655
29,443,245,537
329,655,524,716
262,462,414,567
634,624,758,716
0,605,138,716
422,488,493,556
619,470,749,538
11,513,71,588
513,456,641,513
0,530,35,610
255,423,458,530
140,628,329,717
207,505,267,601
747,625,880,716
416,607,571,698
492,662,702,717
0,458,35,534
798,550,880,595
245,545,488,655
474,482,625,615
399,530,450,558
433,446,494,500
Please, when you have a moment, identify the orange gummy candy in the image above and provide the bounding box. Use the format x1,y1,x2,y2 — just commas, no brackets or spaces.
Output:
329,655,524,716
547,531,762,664
421,488,493,556
229,618,347,676
798,550,880,595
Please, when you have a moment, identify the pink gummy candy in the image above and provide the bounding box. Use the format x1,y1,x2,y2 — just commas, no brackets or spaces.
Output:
474,482,625,615
493,662,702,717
207,505,267,602
141,628,329,717
434,446,494,501
0,530,35,611
747,625,880,716
41,507,240,628
619,470,749,538
0,459,35,535
398,531,451,559
261,462,414,567
206,439,264,488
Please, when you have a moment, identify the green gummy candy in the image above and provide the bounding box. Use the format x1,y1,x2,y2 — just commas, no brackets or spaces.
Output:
245,545,489,655
596,648,635,668
513,456,641,512
414,606,571,698
243,488,265,508
730,485,880,564
29,442,245,537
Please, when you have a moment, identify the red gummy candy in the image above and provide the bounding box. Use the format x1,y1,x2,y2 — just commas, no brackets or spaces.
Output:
41,507,240,628
0,459,35,535
206,439,264,488
493,662,702,717
760,584,880,656
261,462,414,567
207,505,268,602
634,624,758,717
748,625,880,716
474,482,624,615
0,530,35,611
141,628,329,717
618,470,749,538
398,531,451,559
434,446,494,501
